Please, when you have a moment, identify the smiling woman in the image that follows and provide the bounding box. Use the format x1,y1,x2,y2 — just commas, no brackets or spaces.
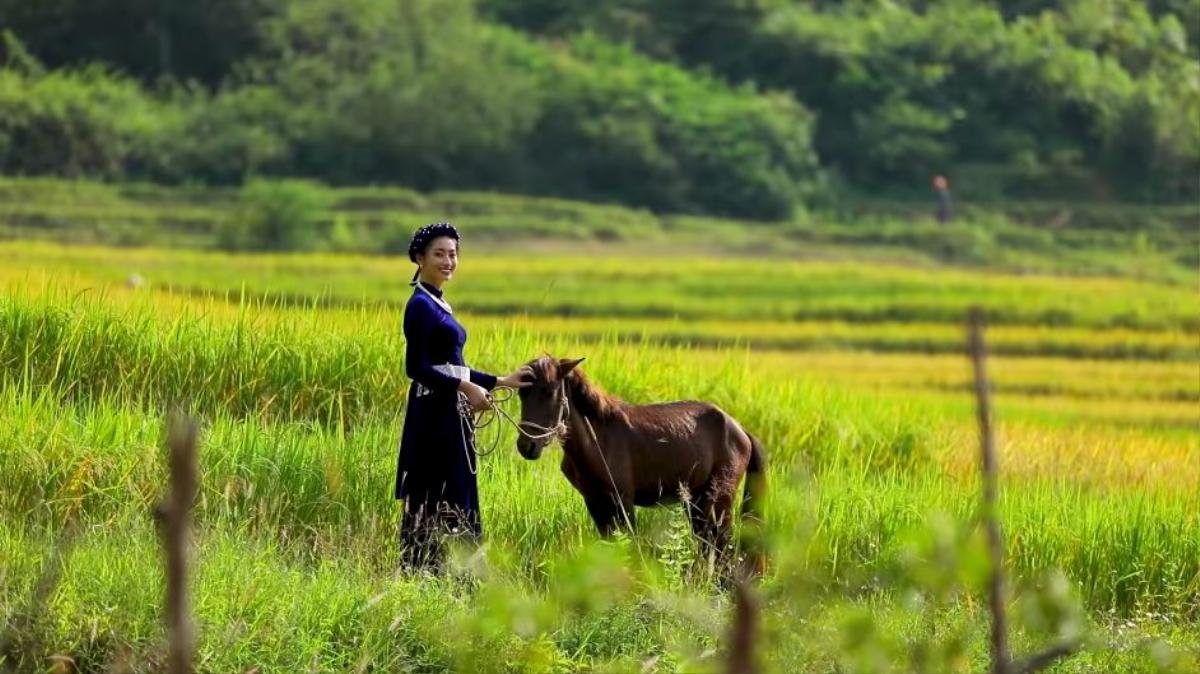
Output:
394,222,531,572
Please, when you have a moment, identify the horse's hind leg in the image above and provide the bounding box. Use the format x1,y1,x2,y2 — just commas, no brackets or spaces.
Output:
685,494,711,564
684,486,729,574
697,487,736,574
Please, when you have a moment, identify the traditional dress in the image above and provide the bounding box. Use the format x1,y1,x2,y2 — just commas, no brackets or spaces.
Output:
394,281,496,568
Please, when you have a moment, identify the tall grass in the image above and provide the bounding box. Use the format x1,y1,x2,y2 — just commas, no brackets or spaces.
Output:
1,244,1197,672
0,285,928,471
0,290,1195,616
5,521,1192,674
1,390,1195,616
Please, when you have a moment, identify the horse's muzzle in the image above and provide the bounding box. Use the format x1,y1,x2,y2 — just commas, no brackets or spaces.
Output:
516,437,545,460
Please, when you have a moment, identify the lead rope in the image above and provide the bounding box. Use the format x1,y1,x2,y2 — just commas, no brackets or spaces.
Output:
454,383,569,475
472,382,630,527
455,393,481,475
487,383,569,444
455,381,629,527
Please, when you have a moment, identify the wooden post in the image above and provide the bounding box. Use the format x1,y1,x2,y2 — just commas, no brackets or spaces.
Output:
726,575,759,674
969,308,1077,674
155,414,198,674
968,307,1010,674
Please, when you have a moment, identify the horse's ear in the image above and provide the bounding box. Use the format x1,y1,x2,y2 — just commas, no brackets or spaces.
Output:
558,357,586,376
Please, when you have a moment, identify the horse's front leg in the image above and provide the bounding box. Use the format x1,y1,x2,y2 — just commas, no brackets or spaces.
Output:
584,491,635,536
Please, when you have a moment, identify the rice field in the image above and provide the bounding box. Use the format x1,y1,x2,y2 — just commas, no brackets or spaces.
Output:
6,241,1198,331
3,176,1196,283
0,240,1197,673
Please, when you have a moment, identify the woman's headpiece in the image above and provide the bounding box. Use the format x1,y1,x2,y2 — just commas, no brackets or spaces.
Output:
408,222,460,263
408,222,460,283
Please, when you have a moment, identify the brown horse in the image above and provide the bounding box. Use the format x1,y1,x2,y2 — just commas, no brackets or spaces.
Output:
513,355,767,566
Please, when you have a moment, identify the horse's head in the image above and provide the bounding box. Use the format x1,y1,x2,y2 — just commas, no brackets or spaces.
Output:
515,355,585,460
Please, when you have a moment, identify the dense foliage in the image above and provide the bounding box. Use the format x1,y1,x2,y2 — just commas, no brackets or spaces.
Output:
0,0,818,218
483,0,1200,201
0,0,1196,217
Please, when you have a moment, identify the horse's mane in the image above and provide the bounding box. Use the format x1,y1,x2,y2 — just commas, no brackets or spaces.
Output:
529,355,627,423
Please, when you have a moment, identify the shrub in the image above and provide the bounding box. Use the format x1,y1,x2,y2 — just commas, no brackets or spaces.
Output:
218,178,332,252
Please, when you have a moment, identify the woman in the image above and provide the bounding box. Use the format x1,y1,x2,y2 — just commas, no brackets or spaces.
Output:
395,222,529,571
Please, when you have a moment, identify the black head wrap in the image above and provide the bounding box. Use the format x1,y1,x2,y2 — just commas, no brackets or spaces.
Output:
408,222,460,283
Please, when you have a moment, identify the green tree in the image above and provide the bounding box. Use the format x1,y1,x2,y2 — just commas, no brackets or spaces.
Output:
513,34,819,217
243,0,541,189
0,0,279,85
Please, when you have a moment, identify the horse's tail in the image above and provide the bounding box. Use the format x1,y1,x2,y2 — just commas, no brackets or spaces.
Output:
740,432,768,575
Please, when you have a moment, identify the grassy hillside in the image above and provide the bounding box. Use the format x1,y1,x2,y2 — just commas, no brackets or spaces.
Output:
1,177,1197,283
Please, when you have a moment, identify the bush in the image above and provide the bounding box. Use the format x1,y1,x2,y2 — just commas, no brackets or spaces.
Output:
218,178,332,252
0,64,163,179
139,84,293,185
326,213,360,253
513,34,820,219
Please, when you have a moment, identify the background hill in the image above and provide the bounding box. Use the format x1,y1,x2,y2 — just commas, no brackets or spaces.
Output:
2,0,1197,222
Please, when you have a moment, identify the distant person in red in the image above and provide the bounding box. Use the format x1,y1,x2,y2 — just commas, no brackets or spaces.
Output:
932,175,953,223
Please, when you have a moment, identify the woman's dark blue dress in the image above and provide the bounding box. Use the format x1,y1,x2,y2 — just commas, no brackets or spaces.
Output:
394,282,496,566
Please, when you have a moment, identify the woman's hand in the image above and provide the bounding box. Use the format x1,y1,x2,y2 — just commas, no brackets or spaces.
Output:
458,380,493,412
497,366,534,390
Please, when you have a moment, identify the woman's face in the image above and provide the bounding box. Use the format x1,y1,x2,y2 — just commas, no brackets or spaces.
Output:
417,236,459,285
